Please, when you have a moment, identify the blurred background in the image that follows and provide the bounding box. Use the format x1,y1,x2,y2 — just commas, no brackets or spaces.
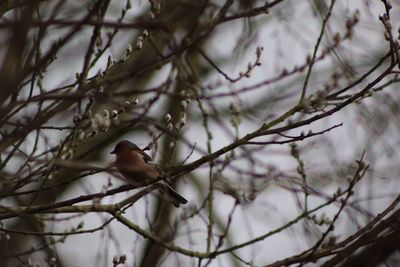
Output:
1,0,400,266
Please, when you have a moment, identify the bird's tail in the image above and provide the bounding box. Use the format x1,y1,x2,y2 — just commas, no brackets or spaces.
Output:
159,182,188,208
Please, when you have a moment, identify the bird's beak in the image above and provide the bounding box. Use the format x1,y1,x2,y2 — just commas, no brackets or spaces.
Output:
110,150,116,154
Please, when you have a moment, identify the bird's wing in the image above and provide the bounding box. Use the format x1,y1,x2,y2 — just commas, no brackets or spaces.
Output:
134,148,165,175
136,149,155,163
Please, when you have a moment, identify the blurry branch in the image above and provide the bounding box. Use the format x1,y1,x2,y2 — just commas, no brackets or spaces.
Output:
114,171,362,259
291,143,309,213
0,1,101,107
0,0,399,265
302,156,369,263
328,52,392,99
246,123,343,145
0,216,114,237
15,53,387,221
322,198,400,266
0,19,168,30
299,0,337,102
53,159,113,172
36,178,353,259
0,158,373,261
172,56,395,179
0,0,48,17
339,226,400,267
205,20,364,101
220,0,285,22
78,0,111,94
0,184,139,220
0,0,240,150
0,234,64,258
193,45,263,83
264,196,400,266
266,169,400,266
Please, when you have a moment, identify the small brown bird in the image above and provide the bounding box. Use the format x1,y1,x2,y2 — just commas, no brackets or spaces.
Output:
111,140,188,207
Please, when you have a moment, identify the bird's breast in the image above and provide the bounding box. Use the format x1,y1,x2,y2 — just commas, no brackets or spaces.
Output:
115,151,161,185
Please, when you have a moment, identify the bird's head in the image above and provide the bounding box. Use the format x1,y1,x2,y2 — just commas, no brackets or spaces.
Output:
110,140,140,155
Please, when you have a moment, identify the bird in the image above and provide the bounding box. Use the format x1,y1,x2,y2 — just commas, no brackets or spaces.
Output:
111,140,188,207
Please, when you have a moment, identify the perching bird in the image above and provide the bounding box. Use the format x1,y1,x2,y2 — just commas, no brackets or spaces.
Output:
111,140,188,207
